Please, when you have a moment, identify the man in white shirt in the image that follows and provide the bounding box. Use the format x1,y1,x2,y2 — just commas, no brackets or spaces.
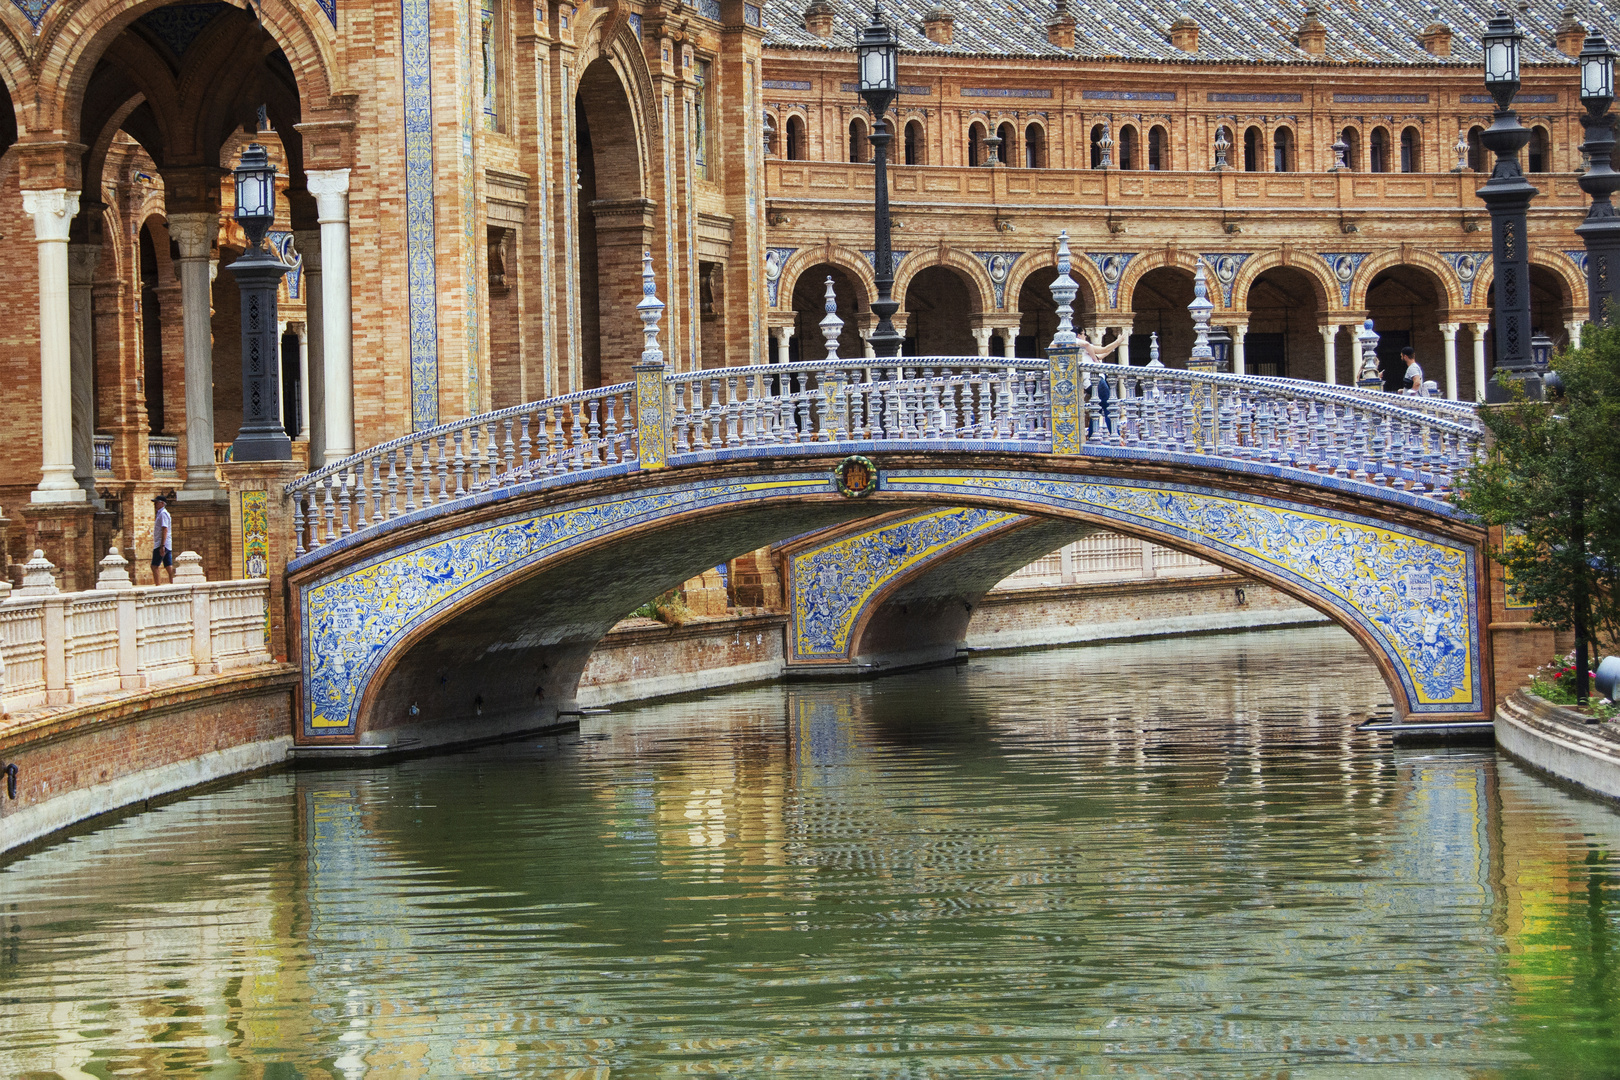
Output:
1401,345,1426,396
152,494,173,585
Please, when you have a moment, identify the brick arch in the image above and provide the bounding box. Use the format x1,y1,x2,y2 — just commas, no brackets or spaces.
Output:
893,246,992,314
1004,246,1107,317
573,17,660,142
32,0,337,154
1470,249,1586,316
1348,249,1463,311
778,244,875,312
1231,249,1336,314
1119,248,1222,313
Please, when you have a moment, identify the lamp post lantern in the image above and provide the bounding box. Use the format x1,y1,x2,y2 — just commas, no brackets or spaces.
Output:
1531,330,1554,368
1476,8,1543,401
228,143,292,461
857,2,902,358
1577,30,1620,324
1208,326,1232,372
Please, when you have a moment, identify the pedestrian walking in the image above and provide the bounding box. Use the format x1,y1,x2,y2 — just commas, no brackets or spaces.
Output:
152,494,173,585
1401,345,1427,396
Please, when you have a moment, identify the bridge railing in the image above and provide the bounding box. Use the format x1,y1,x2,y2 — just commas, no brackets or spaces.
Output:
1082,362,1482,495
286,382,636,554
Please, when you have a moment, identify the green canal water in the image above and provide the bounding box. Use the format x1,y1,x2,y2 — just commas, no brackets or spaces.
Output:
2,625,1619,1076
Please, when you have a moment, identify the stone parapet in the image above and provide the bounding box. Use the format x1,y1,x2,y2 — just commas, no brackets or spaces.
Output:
1496,690,1620,803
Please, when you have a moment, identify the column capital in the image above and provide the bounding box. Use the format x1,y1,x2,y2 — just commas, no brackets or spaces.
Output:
305,169,351,223
67,242,101,285
167,211,220,260
22,189,80,242
292,228,322,272
1438,321,1460,338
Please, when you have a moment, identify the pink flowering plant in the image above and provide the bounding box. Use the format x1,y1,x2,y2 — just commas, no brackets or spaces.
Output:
1529,651,1618,721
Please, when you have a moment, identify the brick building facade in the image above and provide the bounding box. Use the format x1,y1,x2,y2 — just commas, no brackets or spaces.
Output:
0,0,1609,588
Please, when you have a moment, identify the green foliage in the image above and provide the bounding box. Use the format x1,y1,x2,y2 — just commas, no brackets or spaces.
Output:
631,589,694,628
1457,324,1620,662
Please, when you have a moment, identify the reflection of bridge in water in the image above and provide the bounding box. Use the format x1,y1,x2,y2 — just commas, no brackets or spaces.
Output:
280,246,1507,755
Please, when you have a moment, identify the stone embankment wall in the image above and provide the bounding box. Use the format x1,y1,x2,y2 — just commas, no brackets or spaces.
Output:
1495,691,1620,803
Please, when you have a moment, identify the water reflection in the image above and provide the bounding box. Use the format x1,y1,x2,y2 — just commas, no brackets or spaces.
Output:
0,626,1616,1075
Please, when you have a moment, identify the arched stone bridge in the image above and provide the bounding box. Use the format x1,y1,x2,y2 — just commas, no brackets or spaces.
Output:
282,277,1496,753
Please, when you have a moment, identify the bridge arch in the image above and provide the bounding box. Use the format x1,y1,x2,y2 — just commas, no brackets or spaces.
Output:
290,455,1488,753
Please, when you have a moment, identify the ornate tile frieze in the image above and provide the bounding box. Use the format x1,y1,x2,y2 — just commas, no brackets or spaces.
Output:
861,249,909,276
1318,252,1369,307
973,250,1022,309
1200,252,1251,308
1440,251,1490,305
1085,252,1135,308
789,508,1021,661
765,246,797,306
401,0,440,429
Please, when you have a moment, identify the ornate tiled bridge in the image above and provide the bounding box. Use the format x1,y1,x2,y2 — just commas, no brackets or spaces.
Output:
282,244,1499,753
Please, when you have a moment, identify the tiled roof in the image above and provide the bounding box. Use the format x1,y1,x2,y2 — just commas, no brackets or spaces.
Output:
763,0,1618,66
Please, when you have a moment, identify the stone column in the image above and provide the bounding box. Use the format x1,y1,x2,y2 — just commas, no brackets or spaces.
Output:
1471,324,1488,403
293,228,326,469
1319,323,1338,385
1000,326,1018,359
970,326,992,356
167,211,224,501
1439,321,1460,401
1230,324,1248,375
862,329,876,358
276,318,289,431
777,324,794,361
1113,326,1133,364
295,322,311,440
1566,319,1583,350
23,189,84,503
68,241,101,502
307,169,353,460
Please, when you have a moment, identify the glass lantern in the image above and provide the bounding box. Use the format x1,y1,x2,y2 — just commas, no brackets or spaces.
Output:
1208,326,1231,370
856,4,899,103
233,142,277,250
1531,331,1554,368
1482,9,1522,108
1581,32,1615,109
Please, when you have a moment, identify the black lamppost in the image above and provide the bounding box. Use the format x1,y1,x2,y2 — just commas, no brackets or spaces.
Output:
229,143,292,461
1576,30,1620,324
856,2,902,358
1477,8,1543,401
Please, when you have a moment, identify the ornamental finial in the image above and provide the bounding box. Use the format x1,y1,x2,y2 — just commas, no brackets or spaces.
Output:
1048,230,1079,349
637,251,665,367
820,276,844,360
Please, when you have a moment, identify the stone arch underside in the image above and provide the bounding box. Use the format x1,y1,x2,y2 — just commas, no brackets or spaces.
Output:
291,455,1489,753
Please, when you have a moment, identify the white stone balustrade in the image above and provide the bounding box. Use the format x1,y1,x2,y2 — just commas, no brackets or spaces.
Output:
0,550,273,714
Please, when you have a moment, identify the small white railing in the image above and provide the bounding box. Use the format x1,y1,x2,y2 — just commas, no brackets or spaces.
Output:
0,578,274,714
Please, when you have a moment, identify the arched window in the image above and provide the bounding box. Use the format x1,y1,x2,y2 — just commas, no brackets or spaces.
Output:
1148,125,1167,170
763,113,777,157
849,117,867,163
1240,126,1260,171
1090,123,1106,168
1339,126,1360,171
996,121,1017,166
785,115,805,161
1528,125,1549,172
1273,126,1294,172
904,119,923,165
1118,124,1137,170
1467,125,1486,172
1216,125,1233,168
968,121,986,166
1400,126,1420,172
1025,122,1044,168
1369,126,1389,172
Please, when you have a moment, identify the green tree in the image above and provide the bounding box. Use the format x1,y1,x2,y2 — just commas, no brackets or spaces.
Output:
1457,322,1620,703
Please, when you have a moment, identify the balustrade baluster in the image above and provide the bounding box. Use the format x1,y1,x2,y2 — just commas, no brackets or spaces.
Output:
386,449,401,517
453,430,468,496
402,443,418,511
604,397,620,463
519,412,533,471
321,478,337,544
569,402,585,471
587,399,602,464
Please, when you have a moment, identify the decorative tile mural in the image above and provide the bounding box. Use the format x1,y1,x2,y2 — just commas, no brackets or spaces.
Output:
973,251,1022,310
1085,252,1135,308
1440,251,1490,305
1201,252,1251,308
402,0,440,430
765,247,797,306
788,508,1022,661
1318,252,1369,307
241,491,271,648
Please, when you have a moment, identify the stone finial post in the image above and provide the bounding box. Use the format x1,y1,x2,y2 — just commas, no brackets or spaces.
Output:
1330,137,1349,172
1211,127,1230,171
95,547,133,590
17,550,59,596
819,276,844,361
634,251,673,470
1148,331,1163,367
172,550,208,585
1047,231,1084,454
1357,319,1384,389
1453,132,1471,172
1186,262,1217,372
1097,128,1113,169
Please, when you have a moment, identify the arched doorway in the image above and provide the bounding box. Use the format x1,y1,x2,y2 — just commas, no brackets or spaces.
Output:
1242,268,1324,379
576,59,648,389
1365,266,1445,392
904,266,978,355
790,264,866,360
1127,267,1196,367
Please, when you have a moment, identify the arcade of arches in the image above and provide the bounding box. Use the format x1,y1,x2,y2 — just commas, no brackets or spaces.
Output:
0,0,1605,592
